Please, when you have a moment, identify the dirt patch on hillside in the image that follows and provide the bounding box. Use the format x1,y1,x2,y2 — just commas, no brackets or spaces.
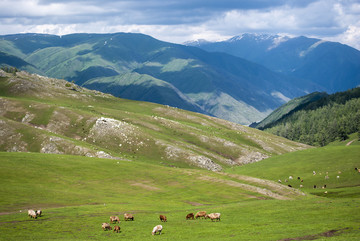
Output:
198,175,291,200
235,149,269,165
156,140,223,171
130,182,161,191
346,139,355,146
219,173,305,198
277,228,350,240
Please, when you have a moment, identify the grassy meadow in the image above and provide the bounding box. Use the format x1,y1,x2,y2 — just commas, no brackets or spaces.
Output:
1,71,359,240
1,146,359,240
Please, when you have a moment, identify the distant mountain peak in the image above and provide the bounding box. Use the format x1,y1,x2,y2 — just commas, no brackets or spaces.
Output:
226,33,291,50
183,39,213,46
227,33,279,42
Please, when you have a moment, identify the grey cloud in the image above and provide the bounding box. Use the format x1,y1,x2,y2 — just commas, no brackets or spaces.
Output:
0,0,358,50
0,0,320,26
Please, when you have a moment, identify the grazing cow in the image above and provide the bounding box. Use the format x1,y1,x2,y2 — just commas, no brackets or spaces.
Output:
186,213,194,220
206,213,221,221
113,225,121,233
159,215,167,222
337,176,340,179
314,185,317,189
278,179,282,183
124,213,134,221
300,185,303,188
195,211,206,219
28,209,35,216
288,184,292,188
325,175,329,179
355,167,358,171
289,176,293,180
102,223,112,231
35,210,42,217
313,171,316,175
323,184,327,189
297,177,300,180
28,210,37,219
110,216,120,223
152,225,163,235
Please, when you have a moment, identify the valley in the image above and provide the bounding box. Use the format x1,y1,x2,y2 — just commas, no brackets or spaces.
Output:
0,69,359,240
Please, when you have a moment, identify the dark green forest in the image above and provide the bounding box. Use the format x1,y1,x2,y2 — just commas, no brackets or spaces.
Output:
264,88,360,146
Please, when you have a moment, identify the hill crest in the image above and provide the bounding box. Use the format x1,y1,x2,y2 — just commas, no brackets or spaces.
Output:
0,69,309,170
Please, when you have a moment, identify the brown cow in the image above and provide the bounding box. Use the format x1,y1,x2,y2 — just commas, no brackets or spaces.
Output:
102,223,112,231
195,211,206,219
186,213,194,220
159,215,167,222
124,213,134,221
110,216,120,223
113,225,121,233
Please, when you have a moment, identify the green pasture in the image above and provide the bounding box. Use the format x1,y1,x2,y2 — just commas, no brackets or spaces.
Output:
228,146,360,195
1,148,360,240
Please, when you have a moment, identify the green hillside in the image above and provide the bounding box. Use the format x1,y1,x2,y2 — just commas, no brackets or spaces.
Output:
257,87,360,146
252,91,328,129
0,69,307,171
0,51,41,74
228,146,360,197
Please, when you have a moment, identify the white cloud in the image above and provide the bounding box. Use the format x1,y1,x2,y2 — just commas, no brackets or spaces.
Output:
328,25,360,50
0,0,359,50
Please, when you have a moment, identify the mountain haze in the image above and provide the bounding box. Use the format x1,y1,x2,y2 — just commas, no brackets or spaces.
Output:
0,33,313,125
187,33,360,93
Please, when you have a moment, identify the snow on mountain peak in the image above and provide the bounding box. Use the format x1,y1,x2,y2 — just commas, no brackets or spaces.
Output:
267,35,290,50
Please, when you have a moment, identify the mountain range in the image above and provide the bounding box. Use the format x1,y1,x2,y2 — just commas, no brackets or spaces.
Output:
186,33,360,94
1,33,359,125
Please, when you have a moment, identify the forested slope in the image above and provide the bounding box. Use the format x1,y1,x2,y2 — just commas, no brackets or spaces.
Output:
263,88,360,146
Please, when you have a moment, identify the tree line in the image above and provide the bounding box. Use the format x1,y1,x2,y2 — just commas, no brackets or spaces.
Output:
264,88,360,146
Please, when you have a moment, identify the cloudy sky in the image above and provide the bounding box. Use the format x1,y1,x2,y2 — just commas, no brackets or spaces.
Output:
0,0,359,49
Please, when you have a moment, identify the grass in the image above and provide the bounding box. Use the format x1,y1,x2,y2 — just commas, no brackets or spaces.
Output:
1,71,359,240
1,198,359,241
0,70,308,170
0,152,259,212
227,146,360,194
0,150,360,240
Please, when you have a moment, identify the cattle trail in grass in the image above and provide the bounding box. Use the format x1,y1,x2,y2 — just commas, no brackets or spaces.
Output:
197,174,305,200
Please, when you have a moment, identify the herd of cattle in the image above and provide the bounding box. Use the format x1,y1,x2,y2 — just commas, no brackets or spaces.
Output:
277,167,360,190
102,211,221,235
27,209,220,235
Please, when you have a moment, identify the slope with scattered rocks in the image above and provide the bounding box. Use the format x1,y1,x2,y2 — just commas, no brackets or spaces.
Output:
0,70,310,170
